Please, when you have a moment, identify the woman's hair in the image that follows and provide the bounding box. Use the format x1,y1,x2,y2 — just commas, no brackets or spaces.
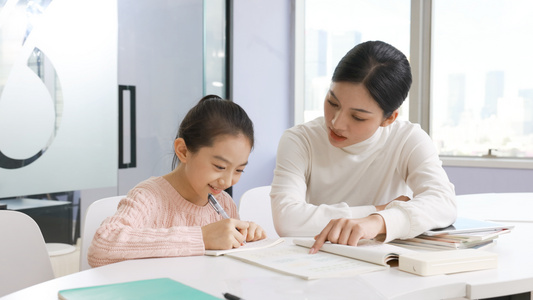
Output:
331,40,412,117
171,95,254,169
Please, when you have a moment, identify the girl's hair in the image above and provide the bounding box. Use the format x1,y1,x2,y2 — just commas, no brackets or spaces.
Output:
171,95,254,169
331,40,412,117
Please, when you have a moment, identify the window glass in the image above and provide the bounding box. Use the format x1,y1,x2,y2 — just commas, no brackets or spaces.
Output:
431,0,533,158
303,0,411,123
0,0,118,197
203,0,227,98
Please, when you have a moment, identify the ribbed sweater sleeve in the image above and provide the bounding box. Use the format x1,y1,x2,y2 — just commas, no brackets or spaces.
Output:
87,177,238,268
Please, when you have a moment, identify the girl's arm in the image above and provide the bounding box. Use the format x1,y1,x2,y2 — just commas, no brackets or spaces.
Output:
87,195,206,267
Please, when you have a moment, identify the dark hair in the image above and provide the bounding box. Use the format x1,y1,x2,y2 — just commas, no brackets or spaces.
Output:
171,95,254,169
331,41,412,117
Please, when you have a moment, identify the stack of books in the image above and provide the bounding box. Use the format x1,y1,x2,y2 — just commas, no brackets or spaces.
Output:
391,218,514,250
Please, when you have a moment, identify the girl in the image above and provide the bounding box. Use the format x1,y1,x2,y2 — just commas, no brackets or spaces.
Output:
270,41,457,253
88,95,266,267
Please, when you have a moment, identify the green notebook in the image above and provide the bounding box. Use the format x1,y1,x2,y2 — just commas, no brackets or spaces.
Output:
58,278,221,299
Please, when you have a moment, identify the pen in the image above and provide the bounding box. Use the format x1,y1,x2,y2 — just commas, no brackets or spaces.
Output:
208,193,230,219
223,292,244,300
208,193,246,244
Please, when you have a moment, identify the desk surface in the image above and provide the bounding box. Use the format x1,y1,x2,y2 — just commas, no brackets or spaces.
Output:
456,192,533,223
2,193,533,300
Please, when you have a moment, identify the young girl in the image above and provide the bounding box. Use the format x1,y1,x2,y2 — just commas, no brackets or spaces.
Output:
88,95,266,268
270,41,457,252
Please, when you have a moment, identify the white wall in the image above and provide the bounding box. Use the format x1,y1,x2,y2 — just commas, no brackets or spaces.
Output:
231,0,294,203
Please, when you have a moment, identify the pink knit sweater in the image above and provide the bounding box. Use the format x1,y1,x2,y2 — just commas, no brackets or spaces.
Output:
87,176,238,267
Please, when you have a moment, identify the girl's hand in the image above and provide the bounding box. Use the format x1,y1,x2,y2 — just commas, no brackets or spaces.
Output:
375,195,411,211
244,221,267,242
309,214,386,254
201,219,249,250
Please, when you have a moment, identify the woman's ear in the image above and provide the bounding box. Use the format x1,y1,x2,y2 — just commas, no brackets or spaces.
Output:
174,138,189,163
380,110,399,127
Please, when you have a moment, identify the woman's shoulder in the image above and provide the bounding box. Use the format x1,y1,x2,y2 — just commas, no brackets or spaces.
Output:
282,117,327,145
387,120,438,157
388,120,429,140
285,117,325,133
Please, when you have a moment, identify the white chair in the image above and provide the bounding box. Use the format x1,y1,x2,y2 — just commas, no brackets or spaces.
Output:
238,186,278,238
0,210,55,297
80,195,124,271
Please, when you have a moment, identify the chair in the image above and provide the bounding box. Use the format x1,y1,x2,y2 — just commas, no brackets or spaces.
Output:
79,195,124,271
0,210,55,297
238,186,278,238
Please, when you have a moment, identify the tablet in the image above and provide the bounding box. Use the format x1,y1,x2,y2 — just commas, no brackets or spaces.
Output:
422,217,514,236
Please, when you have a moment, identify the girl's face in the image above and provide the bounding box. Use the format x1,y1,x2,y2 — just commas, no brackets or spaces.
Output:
178,134,251,204
323,82,397,148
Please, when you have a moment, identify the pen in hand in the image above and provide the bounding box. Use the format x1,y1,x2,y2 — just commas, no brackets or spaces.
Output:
208,193,230,219
208,193,246,244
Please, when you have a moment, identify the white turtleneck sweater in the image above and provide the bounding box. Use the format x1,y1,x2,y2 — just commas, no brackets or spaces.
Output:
270,117,457,242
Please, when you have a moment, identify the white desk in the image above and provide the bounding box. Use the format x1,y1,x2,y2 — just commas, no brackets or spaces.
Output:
456,192,533,223
2,193,533,300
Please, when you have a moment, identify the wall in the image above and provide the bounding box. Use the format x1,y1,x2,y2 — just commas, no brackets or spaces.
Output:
231,0,294,203
80,0,204,227
445,166,533,195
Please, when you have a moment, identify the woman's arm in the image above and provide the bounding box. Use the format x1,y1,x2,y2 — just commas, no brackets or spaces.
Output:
271,130,376,237
376,129,457,242
311,126,456,249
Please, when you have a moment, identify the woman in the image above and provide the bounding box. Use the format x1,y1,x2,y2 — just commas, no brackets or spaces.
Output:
270,41,456,253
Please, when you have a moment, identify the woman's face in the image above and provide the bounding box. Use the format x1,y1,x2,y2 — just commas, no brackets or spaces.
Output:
323,82,396,148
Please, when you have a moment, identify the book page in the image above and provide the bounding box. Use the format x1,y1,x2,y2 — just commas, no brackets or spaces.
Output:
226,244,388,280
204,238,285,256
293,238,415,266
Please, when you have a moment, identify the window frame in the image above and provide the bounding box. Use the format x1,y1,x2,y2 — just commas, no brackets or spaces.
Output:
293,0,533,169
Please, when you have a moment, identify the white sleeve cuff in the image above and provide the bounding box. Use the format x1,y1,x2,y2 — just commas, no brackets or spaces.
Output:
374,207,410,243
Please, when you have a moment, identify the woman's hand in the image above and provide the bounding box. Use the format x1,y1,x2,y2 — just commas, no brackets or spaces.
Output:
244,221,267,242
309,214,386,254
201,219,249,250
375,195,411,211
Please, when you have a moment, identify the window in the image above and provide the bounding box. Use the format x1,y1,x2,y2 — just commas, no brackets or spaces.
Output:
431,0,533,158
299,0,533,165
302,0,411,123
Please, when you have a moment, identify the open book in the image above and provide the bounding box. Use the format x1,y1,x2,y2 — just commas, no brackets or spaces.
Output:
204,238,284,256
225,238,415,280
293,238,415,266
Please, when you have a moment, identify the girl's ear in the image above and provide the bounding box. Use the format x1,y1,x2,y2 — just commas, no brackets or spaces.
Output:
174,138,189,163
380,110,399,127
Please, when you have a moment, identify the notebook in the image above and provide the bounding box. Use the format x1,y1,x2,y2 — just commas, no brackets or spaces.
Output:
57,278,219,300
205,237,284,256
422,217,514,236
